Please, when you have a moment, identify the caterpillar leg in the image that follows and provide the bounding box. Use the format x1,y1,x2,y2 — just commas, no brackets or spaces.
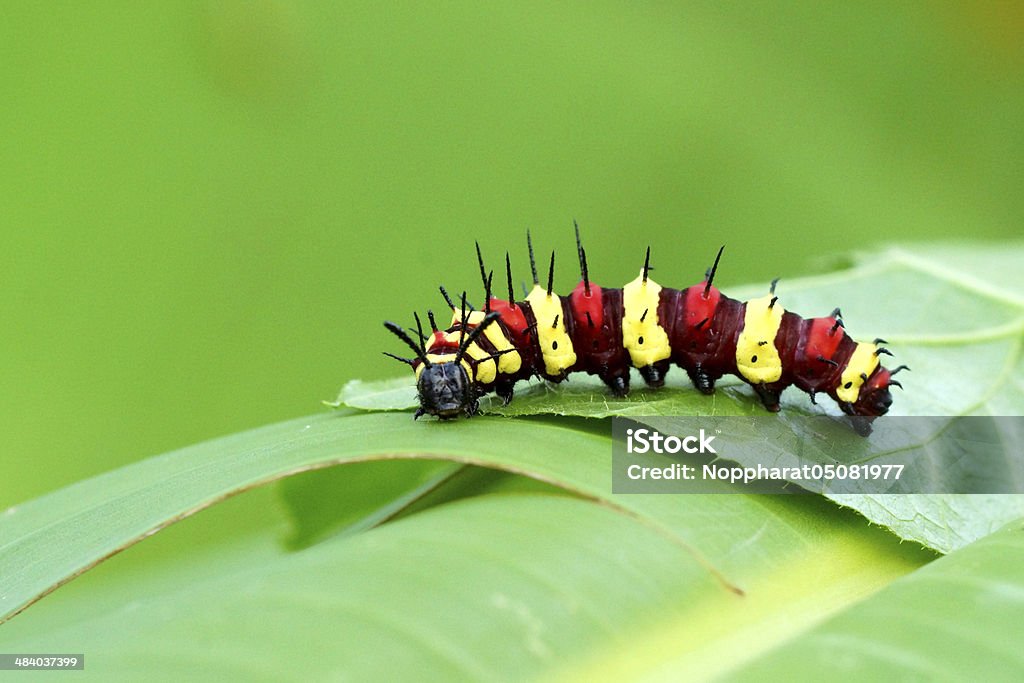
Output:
494,379,516,406
848,415,875,437
752,383,782,412
638,359,671,388
687,364,717,395
601,370,630,397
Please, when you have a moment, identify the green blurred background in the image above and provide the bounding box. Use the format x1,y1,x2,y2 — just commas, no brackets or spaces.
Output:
2,1,1022,509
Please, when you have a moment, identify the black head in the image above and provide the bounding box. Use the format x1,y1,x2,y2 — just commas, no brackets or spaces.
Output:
385,307,501,420
416,362,474,419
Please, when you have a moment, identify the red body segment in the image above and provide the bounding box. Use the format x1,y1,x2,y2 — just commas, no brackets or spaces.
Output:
489,298,529,342
788,316,851,393
664,291,746,387
864,366,891,394
428,329,458,352
683,283,721,328
566,287,631,389
569,281,605,335
804,317,845,361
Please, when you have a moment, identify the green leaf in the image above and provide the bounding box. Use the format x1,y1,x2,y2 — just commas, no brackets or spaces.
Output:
0,488,928,680
0,412,925,626
719,517,1024,681
342,247,1024,552
6,387,1019,679
323,378,417,411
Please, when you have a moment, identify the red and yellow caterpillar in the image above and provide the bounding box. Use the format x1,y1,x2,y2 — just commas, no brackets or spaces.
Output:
384,226,906,435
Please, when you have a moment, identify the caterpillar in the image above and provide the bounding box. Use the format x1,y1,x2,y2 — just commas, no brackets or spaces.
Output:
383,226,906,435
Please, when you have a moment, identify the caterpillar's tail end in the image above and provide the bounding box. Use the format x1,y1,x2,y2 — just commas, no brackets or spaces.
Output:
840,389,890,438
838,366,896,436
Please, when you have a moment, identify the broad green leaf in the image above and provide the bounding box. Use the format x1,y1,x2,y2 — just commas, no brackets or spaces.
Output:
0,411,929,627
343,247,1024,552
0,492,926,681
719,517,1024,681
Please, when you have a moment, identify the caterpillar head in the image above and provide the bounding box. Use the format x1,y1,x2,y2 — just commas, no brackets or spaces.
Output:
385,311,498,420
416,361,475,419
